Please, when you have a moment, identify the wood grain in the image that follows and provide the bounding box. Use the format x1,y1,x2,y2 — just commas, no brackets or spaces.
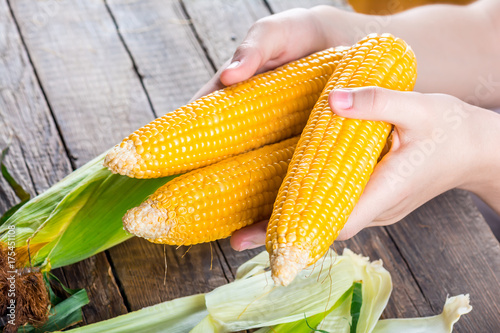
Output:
183,0,269,68
0,0,125,325
102,0,238,311
0,0,70,202
10,0,155,166
106,0,214,114
7,0,158,323
2,0,498,331
55,253,128,323
267,0,352,13
0,1,72,308
387,189,500,332
107,237,230,310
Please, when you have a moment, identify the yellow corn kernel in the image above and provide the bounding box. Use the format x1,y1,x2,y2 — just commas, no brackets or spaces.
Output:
266,34,417,286
123,136,299,245
104,47,348,178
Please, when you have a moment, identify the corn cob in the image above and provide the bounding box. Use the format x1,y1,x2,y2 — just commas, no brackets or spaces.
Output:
266,34,417,286
104,48,348,178
123,136,299,245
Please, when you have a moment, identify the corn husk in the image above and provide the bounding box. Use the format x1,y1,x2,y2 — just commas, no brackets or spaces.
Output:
0,152,175,270
62,249,471,333
371,294,472,333
190,249,391,332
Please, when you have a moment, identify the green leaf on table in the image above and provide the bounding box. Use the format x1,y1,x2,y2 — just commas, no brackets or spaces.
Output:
305,315,331,333
18,289,89,332
18,272,89,333
270,282,356,333
0,146,31,224
350,281,363,333
0,152,176,270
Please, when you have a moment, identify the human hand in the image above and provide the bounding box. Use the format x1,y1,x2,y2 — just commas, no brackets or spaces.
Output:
191,6,362,101
231,87,500,250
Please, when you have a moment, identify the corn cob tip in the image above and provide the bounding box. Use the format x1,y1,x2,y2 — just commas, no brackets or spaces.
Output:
104,140,142,177
270,247,310,286
123,200,170,240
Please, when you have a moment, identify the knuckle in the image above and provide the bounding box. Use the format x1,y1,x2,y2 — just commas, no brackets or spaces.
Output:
253,16,279,32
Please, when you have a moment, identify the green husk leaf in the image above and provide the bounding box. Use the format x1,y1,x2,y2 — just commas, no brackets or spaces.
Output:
190,249,391,333
305,316,330,333
372,295,472,333
18,288,89,332
0,146,31,224
270,283,355,333
66,294,208,333
1,146,30,202
0,200,28,225
350,281,363,333
0,152,176,269
61,250,471,333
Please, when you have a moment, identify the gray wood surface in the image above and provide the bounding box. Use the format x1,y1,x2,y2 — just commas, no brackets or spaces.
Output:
6,0,156,323
183,0,269,68
0,0,126,325
267,0,352,12
0,0,499,331
387,189,500,331
106,0,214,114
10,0,155,166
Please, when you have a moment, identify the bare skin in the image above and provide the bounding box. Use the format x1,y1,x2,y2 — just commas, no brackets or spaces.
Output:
191,0,500,250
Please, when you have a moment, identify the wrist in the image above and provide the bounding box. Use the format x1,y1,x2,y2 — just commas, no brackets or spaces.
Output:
458,108,500,214
309,6,371,47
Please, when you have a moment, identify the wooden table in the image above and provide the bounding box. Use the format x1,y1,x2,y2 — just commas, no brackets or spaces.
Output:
1,0,499,331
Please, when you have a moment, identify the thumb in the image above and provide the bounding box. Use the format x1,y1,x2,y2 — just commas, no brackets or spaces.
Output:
329,87,428,130
220,44,265,86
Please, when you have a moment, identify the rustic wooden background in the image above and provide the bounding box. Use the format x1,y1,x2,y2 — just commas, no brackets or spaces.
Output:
0,0,499,331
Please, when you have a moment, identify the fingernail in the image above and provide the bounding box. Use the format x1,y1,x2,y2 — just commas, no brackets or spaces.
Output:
331,89,353,110
239,241,261,250
226,60,240,70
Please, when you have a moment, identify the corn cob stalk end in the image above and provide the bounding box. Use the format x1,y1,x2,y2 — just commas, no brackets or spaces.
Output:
123,200,169,241
269,246,310,286
104,140,143,178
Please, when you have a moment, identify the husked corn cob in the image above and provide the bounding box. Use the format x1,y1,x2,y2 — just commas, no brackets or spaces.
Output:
104,48,348,178
123,136,299,245
266,34,417,286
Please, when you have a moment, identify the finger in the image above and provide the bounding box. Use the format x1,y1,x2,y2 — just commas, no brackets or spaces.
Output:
335,155,412,240
219,43,268,87
230,219,268,251
189,60,230,102
329,87,431,129
220,9,321,86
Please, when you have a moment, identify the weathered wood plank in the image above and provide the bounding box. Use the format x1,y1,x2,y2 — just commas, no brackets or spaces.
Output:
0,0,70,200
183,0,269,68
335,228,434,318
8,0,159,323
180,0,272,286
97,0,238,310
0,0,126,325
387,189,500,332
0,2,73,310
55,253,128,322
107,237,230,310
10,0,155,166
106,0,214,114
267,0,352,13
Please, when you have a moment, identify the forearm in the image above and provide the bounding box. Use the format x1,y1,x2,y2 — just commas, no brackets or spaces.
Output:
312,0,500,108
459,108,500,215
